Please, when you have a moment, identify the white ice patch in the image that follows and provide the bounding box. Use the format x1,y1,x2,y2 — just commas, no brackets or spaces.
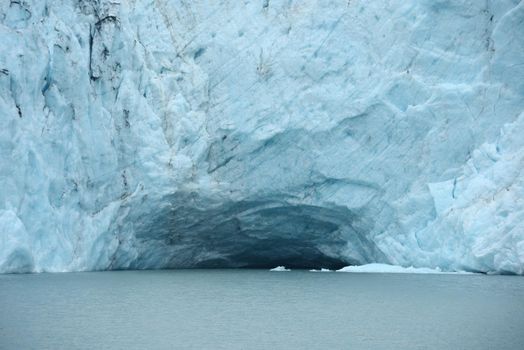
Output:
337,264,473,274
270,266,290,272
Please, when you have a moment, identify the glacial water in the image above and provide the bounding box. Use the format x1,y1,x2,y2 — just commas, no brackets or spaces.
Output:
0,270,523,349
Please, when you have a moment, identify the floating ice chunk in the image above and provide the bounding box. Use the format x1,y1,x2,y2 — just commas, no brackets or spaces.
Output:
309,268,332,272
270,266,290,272
337,263,473,274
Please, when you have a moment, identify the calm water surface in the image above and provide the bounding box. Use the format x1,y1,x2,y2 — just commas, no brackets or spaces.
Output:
0,270,523,349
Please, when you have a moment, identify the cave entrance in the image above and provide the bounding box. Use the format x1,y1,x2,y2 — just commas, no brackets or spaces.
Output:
131,194,377,270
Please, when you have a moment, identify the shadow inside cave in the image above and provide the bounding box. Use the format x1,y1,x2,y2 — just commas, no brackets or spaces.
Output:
127,192,381,270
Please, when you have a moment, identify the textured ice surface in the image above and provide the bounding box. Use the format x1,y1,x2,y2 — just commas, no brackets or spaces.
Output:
0,1,523,273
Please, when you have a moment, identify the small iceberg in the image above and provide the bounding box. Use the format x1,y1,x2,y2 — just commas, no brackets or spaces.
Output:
337,263,472,274
309,268,332,272
270,266,290,272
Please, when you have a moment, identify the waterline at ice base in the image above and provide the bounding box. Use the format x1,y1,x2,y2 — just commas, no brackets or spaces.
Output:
0,0,523,274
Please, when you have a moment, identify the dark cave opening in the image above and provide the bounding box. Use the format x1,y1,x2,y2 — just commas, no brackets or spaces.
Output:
128,194,380,270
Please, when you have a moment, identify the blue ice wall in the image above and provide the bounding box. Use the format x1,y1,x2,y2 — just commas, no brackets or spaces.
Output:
0,0,523,273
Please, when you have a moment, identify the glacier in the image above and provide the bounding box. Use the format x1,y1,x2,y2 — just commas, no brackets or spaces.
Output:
0,0,523,274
